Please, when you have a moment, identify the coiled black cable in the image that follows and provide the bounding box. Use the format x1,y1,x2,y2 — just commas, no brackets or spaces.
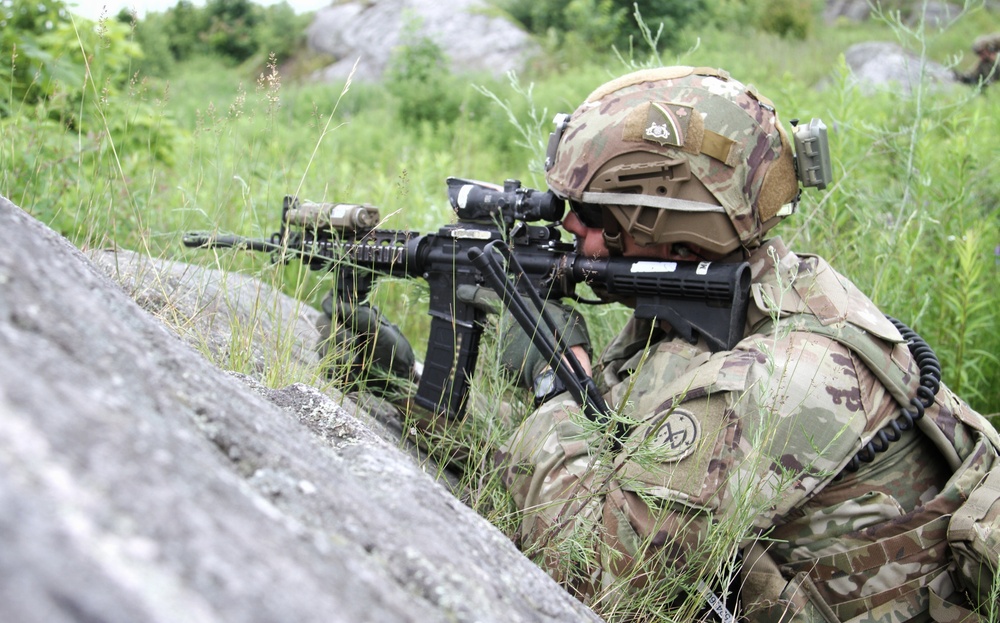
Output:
838,316,942,477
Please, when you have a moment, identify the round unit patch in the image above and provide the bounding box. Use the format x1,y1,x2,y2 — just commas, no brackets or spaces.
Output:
651,407,700,462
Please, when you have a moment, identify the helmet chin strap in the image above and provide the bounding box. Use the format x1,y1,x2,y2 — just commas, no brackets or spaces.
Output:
671,244,702,260
599,204,625,255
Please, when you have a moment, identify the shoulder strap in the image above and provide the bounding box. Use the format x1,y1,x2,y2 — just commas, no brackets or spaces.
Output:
754,313,954,474
754,314,918,406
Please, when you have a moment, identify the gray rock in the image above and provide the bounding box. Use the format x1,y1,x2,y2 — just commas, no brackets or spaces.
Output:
843,41,956,93
908,2,963,27
823,0,964,25
87,247,324,386
87,245,455,485
823,0,872,23
0,195,603,623
306,0,537,82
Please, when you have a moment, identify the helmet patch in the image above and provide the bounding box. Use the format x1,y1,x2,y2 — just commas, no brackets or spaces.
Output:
643,102,692,148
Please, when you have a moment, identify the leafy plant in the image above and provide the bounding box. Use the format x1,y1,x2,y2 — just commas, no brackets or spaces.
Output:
383,13,463,127
493,0,708,59
1,0,79,115
753,0,819,39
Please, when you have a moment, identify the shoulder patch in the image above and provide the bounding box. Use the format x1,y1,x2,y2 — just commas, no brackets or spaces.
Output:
650,407,701,462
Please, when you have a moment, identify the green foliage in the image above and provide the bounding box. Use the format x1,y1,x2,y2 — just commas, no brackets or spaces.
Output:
120,10,176,77
937,229,998,406
1,0,75,114
494,0,707,59
142,0,308,69
162,0,209,60
753,0,818,38
203,0,260,63
252,2,309,65
563,0,627,52
1,0,179,242
381,12,523,162
384,14,461,126
0,0,69,33
630,0,709,43
2,0,144,126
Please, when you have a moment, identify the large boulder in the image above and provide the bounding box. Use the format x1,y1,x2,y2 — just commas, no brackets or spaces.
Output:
842,41,956,93
0,195,603,623
86,247,324,389
823,0,964,25
823,0,872,23
306,0,537,82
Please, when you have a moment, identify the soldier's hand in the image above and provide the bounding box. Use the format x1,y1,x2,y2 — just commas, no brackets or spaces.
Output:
316,292,417,399
456,285,593,391
497,301,592,391
455,284,501,314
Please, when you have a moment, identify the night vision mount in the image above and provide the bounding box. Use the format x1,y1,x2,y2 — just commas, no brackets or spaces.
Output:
790,118,833,190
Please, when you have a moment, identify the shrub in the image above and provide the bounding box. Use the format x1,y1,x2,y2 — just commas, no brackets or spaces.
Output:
754,0,817,39
383,14,463,127
120,9,176,78
493,0,708,57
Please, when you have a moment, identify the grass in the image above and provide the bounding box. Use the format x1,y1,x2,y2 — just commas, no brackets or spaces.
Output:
3,3,1000,620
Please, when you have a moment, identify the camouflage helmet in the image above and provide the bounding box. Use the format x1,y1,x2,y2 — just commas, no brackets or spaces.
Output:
545,66,800,254
972,32,1000,54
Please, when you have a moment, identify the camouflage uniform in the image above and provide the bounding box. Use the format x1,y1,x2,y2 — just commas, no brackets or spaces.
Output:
956,33,1000,88
500,68,998,622
499,238,997,621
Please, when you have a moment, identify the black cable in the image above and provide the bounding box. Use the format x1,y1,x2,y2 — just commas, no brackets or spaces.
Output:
838,316,942,477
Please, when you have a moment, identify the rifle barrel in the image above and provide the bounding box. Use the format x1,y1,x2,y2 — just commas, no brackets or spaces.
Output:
182,233,283,254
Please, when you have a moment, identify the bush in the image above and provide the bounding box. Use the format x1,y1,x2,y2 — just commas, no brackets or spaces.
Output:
494,0,708,57
202,0,260,63
120,9,176,77
162,0,210,61
753,0,818,39
148,0,308,69
252,2,310,65
1,0,76,115
384,15,463,127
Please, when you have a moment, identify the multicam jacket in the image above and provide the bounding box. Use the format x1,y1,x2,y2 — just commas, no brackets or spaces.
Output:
956,58,999,87
499,237,997,622
957,33,1000,88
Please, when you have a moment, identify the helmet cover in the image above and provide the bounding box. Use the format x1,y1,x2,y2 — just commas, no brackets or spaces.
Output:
972,32,1000,54
546,66,799,252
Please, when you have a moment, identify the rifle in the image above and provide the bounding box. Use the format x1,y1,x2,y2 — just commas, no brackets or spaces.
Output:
183,177,751,421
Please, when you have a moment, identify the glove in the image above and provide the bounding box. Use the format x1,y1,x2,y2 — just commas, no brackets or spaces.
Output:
455,284,502,314
455,285,591,390
316,291,417,399
499,301,592,390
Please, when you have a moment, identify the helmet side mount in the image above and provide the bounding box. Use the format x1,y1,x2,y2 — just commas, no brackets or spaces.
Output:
790,118,833,190
544,113,571,172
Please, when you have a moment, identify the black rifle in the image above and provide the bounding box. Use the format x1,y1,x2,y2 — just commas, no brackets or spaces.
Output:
183,177,751,421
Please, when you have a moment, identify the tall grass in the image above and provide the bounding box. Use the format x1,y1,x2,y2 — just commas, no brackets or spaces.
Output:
777,7,1000,418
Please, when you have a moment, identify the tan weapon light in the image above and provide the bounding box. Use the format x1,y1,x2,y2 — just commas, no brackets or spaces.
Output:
283,197,381,232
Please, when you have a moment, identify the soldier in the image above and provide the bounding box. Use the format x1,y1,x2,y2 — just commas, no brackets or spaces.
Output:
495,66,1000,621
320,66,1000,621
955,32,1000,88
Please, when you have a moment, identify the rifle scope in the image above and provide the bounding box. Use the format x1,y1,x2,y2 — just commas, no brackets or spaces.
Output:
447,177,564,224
